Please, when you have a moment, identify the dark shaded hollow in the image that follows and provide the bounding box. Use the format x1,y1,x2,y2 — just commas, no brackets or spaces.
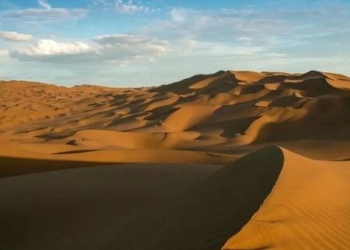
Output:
0,163,221,250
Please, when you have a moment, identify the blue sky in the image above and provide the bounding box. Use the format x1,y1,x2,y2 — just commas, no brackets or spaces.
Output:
0,0,349,86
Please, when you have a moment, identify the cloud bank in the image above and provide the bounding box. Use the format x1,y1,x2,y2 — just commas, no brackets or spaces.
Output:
2,0,88,21
0,31,33,42
10,35,170,63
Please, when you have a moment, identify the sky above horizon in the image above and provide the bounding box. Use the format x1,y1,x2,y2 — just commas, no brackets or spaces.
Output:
0,0,349,86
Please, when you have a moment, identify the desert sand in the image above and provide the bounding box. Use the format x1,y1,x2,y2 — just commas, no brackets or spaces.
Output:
0,70,350,249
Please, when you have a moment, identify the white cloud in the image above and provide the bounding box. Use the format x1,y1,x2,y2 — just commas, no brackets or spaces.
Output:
172,38,264,58
170,8,188,22
141,4,350,63
2,0,88,21
93,34,168,50
10,39,95,62
91,0,111,6
38,0,51,10
169,8,194,23
0,49,9,57
92,34,170,58
14,39,94,56
10,34,170,63
115,0,150,13
238,36,252,43
0,31,32,41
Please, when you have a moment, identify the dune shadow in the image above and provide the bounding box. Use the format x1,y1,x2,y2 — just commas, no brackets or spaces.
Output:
35,132,74,140
0,156,117,178
0,163,221,250
107,146,285,250
53,149,102,155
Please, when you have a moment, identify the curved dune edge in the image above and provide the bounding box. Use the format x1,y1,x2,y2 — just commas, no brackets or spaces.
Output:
163,104,219,132
0,146,284,250
103,146,284,249
223,147,350,250
0,145,235,178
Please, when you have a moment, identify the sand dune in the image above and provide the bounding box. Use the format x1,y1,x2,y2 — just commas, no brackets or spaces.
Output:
0,142,233,178
0,163,221,250
163,104,219,132
0,146,282,250
2,70,349,155
1,70,350,249
223,148,350,250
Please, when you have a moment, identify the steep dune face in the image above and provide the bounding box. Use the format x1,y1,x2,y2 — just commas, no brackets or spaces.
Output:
106,146,284,250
223,148,350,250
244,94,348,142
163,104,219,132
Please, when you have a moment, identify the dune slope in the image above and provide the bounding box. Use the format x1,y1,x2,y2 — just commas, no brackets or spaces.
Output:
0,146,283,250
223,148,350,250
0,163,221,250
106,146,284,250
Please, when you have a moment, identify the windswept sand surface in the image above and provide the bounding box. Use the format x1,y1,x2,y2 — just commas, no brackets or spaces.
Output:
223,148,350,250
1,70,350,249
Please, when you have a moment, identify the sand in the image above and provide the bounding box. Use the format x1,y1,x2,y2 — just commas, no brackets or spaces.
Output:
0,146,282,250
223,148,350,250
0,163,221,250
0,70,350,249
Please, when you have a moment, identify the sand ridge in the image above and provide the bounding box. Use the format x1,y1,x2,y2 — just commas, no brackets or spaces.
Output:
223,147,350,250
1,70,350,172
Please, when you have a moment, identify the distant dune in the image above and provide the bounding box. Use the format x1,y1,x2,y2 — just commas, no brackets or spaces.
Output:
0,70,350,249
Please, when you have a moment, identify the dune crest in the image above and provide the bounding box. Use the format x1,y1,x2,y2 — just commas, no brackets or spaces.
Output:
223,147,350,250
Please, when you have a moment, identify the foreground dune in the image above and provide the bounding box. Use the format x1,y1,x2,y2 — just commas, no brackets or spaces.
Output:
223,148,350,250
0,146,282,250
1,70,350,249
3,146,350,249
